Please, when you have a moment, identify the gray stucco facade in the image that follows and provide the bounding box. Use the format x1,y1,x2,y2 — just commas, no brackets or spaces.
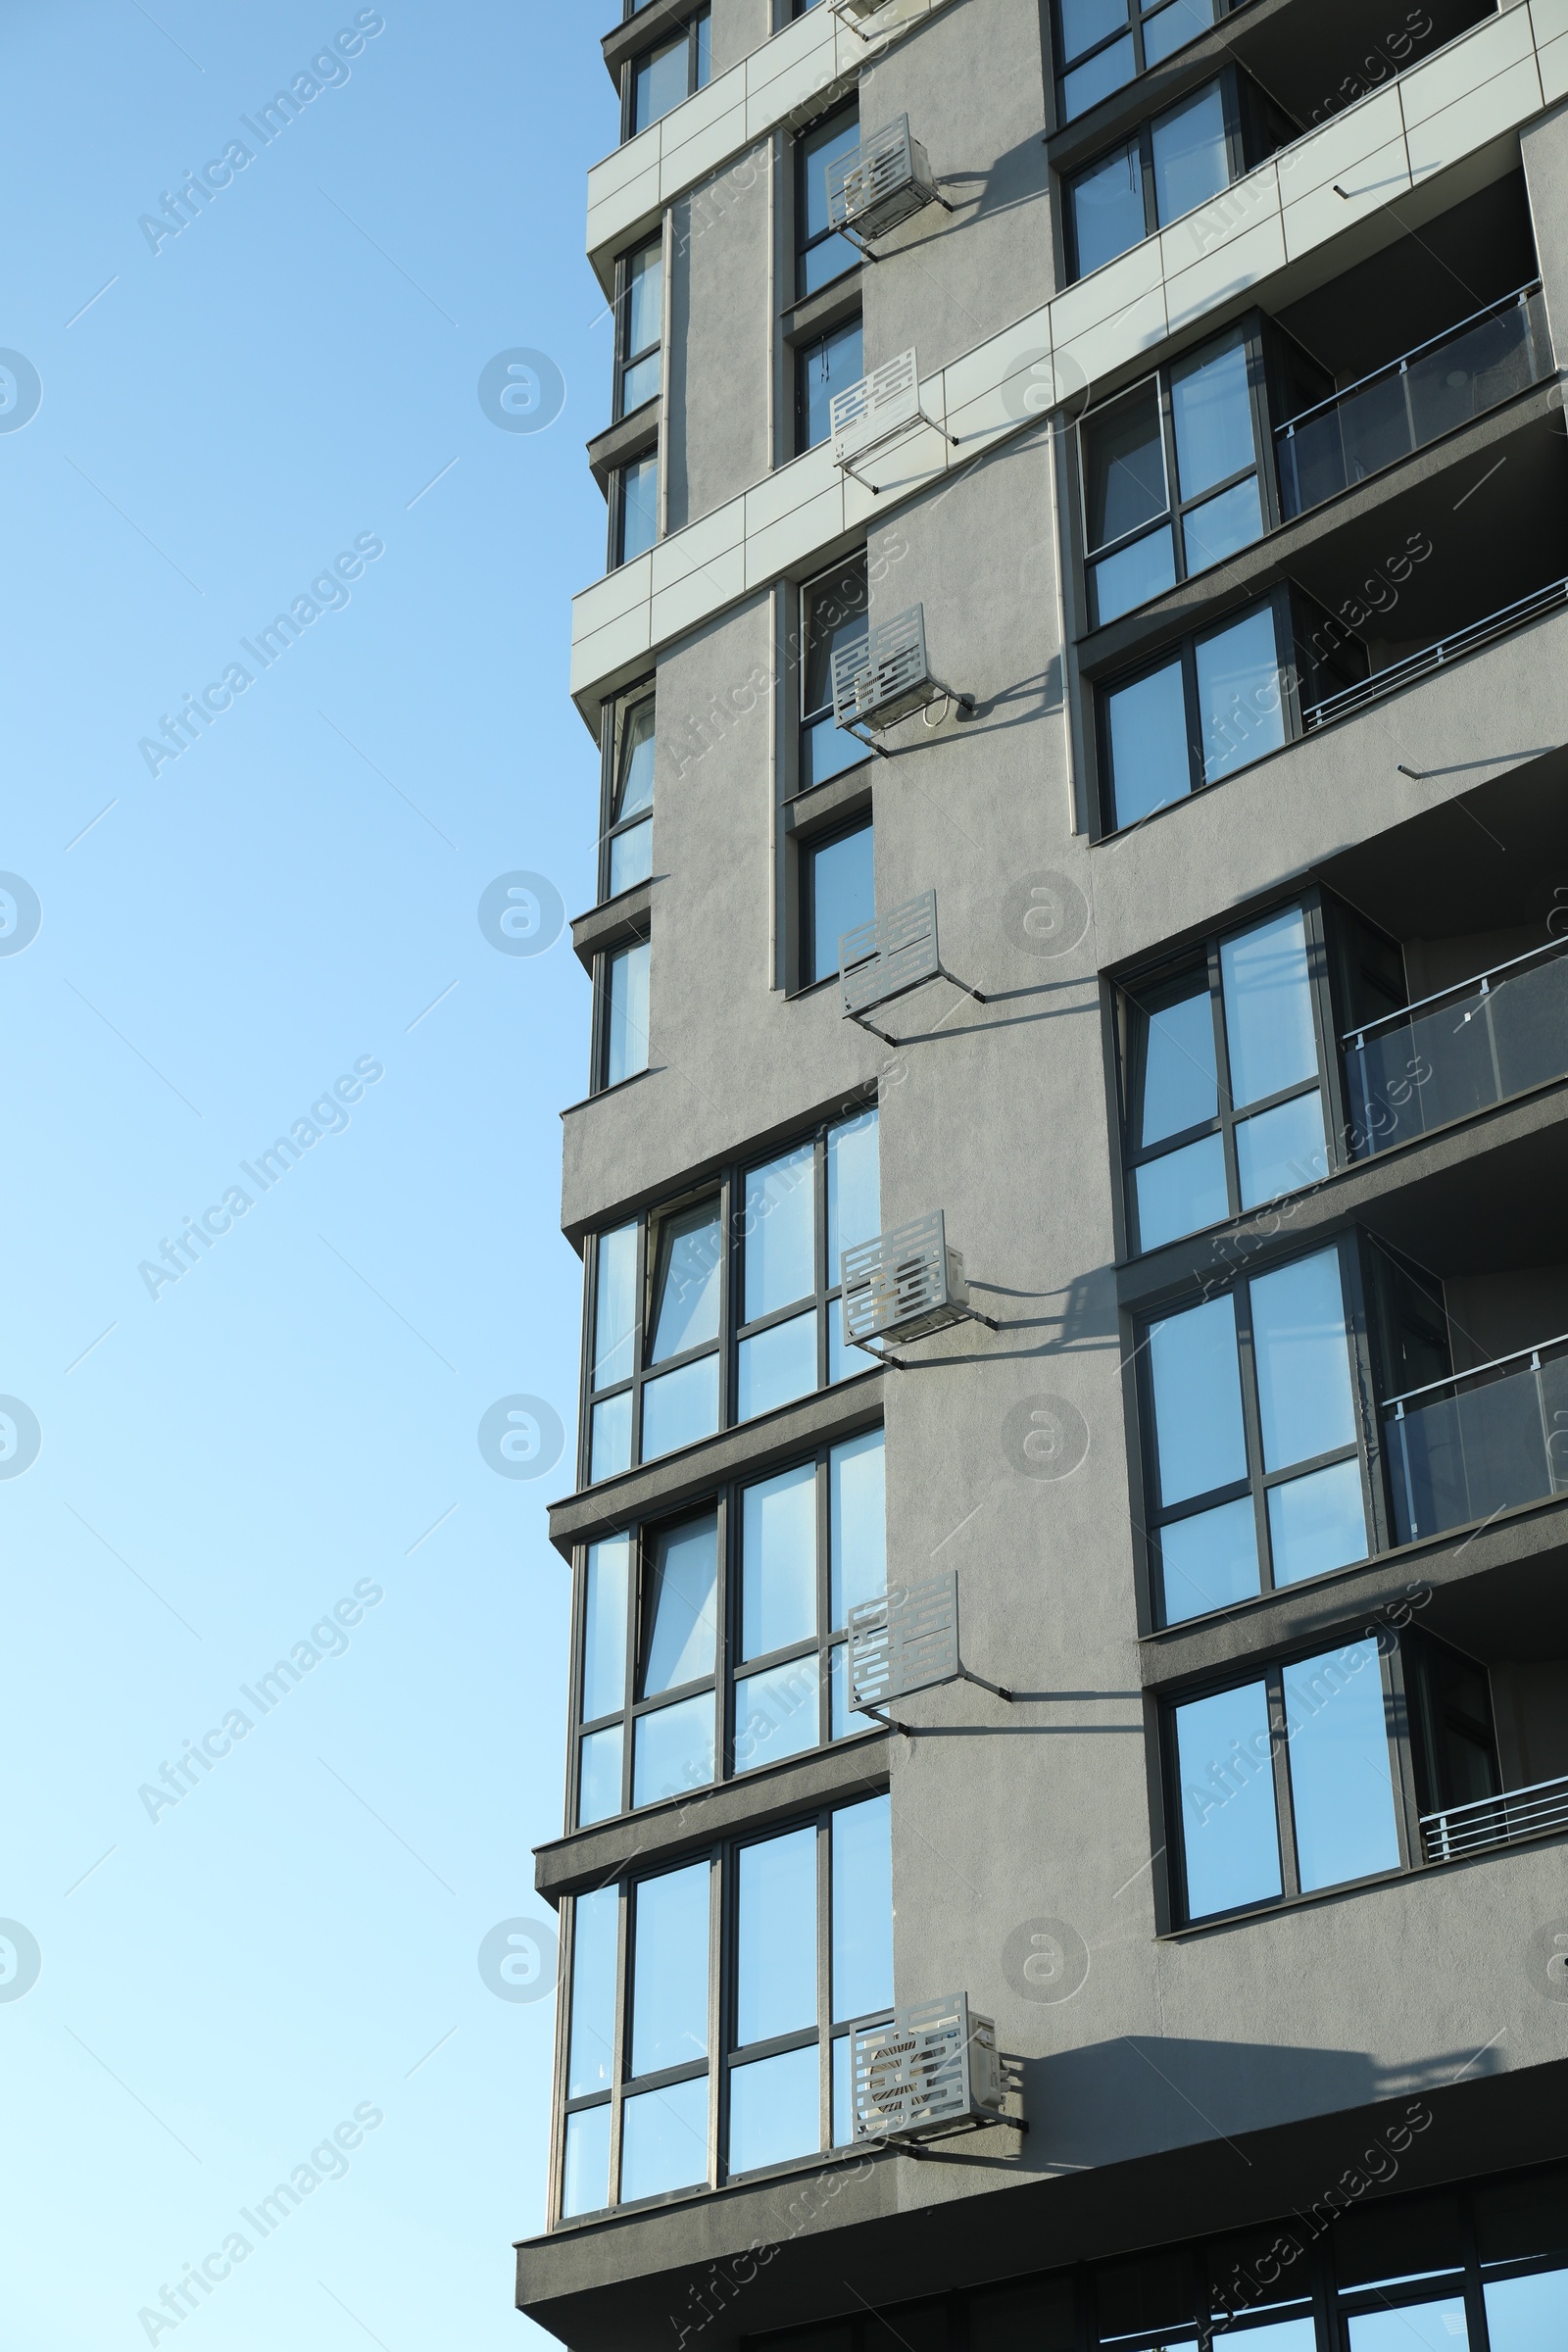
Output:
523,3,1568,2346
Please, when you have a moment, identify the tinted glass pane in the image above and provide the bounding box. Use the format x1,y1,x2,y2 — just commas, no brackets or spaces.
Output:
1282,1642,1398,1890
631,33,688,135
1071,139,1146,276
695,8,710,82
1143,0,1215,62
737,1825,817,2044
1093,526,1176,624
650,1200,722,1361
800,316,863,452
583,1535,630,1719
605,939,651,1084
737,1308,817,1420
622,348,661,413
1174,1681,1282,1917
609,814,654,896
619,2075,709,2201
1149,1294,1247,1505
1268,1458,1367,1585
809,822,875,985
745,1146,815,1321
1348,2307,1468,2352
578,1724,624,1825
802,109,858,244
735,1654,821,1772
633,1689,714,1805
1105,659,1191,827
1136,1134,1228,1249
1484,2270,1568,2352
729,2043,819,2173
803,710,868,790
615,699,656,821
1250,1248,1355,1471
1063,32,1135,119
594,1221,638,1389
643,1513,718,1693
743,1463,817,1660
1221,907,1317,1106
641,1354,720,1458
619,452,660,563
1159,1495,1259,1623
832,1794,893,2020
1182,474,1263,572
804,560,868,719
591,1391,632,1480
631,1862,710,2074
1060,0,1128,62
1170,329,1253,500
1084,382,1167,552
1235,1089,1327,1209
1138,981,1217,1144
625,240,662,363
568,1884,619,2096
830,1429,886,1626
830,1642,879,1738
1196,607,1284,783
1151,79,1229,224
827,1108,879,1269
563,2105,612,2218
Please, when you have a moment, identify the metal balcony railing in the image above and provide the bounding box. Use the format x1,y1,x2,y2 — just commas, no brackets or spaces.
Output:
1383,1333,1568,1545
1275,282,1552,520
1302,572,1568,731
1345,934,1568,1156
1421,1772,1568,1864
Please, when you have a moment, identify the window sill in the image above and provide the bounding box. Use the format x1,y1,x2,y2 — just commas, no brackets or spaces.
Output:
561,1065,657,1119
781,275,863,346
572,883,654,973
587,396,661,497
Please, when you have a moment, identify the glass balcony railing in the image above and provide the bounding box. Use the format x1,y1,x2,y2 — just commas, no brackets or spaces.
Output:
1275,282,1552,520
1384,1333,1568,1546
1422,1772,1568,1863
1345,937,1568,1155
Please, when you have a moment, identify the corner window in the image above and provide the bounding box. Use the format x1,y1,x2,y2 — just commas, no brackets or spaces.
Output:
1054,0,1220,124
800,554,870,792
802,816,874,988
602,687,655,900
613,451,659,566
1121,901,1333,1252
570,1429,886,1828
1169,1639,1402,1922
798,105,860,298
796,314,863,455
1080,323,1267,627
1139,1240,1370,1625
596,937,651,1093
582,1108,880,1484
626,8,710,139
1065,73,1291,281
557,1794,891,2219
615,236,663,418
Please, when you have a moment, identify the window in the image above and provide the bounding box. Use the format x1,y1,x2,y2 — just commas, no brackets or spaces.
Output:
1054,0,1223,123
626,8,710,139
1140,1240,1371,1624
802,817,874,989
796,314,863,455
557,1793,893,2215
798,104,860,298
596,937,651,1092
582,1106,880,1482
1169,1637,1403,1922
570,1428,886,1826
602,686,655,899
800,554,870,791
613,450,659,566
615,236,663,418
1080,323,1268,627
1121,901,1333,1251
1065,73,1292,281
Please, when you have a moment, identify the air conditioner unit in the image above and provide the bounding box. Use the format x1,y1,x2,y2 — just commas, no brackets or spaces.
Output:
848,1567,1012,1721
853,1993,1006,2144
829,348,958,491
827,117,951,248
840,1210,996,1357
838,888,986,1037
830,605,973,743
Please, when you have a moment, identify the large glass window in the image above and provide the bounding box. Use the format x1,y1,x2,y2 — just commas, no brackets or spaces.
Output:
615,235,662,417
601,685,655,900
800,553,870,792
1170,1638,1402,1923
1079,324,1266,627
557,1794,892,2217
803,817,874,989
1054,0,1221,125
1141,1240,1369,1625
596,937,651,1093
1065,72,1290,282
798,104,860,298
1121,901,1332,1251
614,450,659,566
571,1429,885,1826
626,9,710,139
582,1108,879,1482
797,313,863,455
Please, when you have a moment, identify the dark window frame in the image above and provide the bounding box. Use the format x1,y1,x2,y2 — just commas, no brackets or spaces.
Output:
794,307,864,457
610,446,660,570
599,678,657,904
591,930,653,1095
1052,0,1241,127
621,6,711,143
1063,67,1291,284
796,99,861,301
799,810,875,993
798,551,872,796
613,232,664,422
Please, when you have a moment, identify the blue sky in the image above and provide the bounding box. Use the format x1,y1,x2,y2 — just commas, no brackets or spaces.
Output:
0,4,607,2343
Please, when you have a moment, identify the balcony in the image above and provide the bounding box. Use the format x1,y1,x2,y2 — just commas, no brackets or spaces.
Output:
1346,937,1568,1157
1422,1772,1568,1864
1385,1335,1568,1548
1276,284,1552,522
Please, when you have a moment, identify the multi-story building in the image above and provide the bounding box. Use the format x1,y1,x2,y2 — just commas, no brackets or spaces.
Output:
520,1,1568,2346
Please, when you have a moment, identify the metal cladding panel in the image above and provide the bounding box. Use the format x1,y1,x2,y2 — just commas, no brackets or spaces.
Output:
831,348,921,466
831,605,933,729
849,1567,959,1705
853,1993,1003,2139
839,888,941,1014
841,1209,964,1343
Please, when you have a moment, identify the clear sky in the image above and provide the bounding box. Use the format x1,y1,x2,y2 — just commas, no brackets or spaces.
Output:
0,4,606,2344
